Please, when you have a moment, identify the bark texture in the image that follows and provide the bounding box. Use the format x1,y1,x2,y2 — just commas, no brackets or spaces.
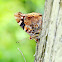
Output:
35,0,62,62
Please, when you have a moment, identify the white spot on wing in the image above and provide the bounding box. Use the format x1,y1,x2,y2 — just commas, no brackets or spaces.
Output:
18,21,22,25
21,17,23,19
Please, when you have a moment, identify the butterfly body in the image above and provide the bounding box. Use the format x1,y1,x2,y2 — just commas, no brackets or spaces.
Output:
14,12,42,42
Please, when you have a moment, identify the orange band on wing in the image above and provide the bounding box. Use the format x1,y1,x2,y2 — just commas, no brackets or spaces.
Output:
24,26,27,31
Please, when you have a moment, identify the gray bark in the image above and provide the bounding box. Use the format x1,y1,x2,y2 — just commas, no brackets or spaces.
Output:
35,0,62,62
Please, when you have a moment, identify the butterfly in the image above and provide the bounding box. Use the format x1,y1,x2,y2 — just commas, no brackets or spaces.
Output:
14,12,42,42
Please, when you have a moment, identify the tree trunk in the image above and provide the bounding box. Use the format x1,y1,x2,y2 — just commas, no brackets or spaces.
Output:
35,0,62,62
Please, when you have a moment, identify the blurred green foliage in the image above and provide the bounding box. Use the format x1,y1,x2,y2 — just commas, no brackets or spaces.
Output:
0,0,45,62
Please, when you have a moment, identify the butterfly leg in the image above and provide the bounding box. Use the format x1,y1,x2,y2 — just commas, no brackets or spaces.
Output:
36,38,40,43
30,36,32,39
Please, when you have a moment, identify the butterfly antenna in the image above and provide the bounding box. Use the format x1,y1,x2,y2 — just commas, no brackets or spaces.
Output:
17,48,26,62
